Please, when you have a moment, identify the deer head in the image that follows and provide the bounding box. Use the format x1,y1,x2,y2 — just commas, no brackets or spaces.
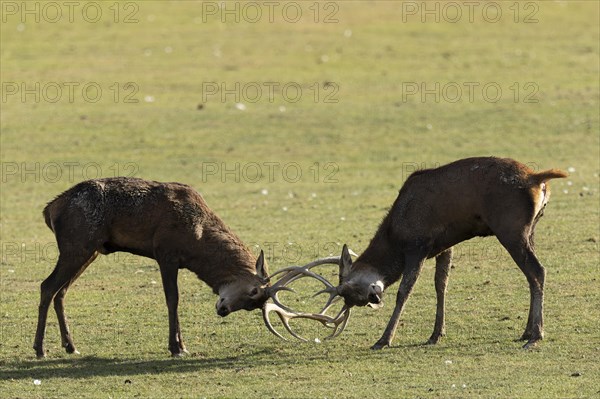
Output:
336,244,385,309
216,251,271,316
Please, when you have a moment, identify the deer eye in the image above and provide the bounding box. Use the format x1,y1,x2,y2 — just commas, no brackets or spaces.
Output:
249,287,259,297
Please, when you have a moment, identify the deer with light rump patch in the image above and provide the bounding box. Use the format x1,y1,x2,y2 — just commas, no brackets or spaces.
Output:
333,157,566,349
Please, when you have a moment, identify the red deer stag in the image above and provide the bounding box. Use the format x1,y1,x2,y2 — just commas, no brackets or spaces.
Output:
333,157,566,349
34,177,275,358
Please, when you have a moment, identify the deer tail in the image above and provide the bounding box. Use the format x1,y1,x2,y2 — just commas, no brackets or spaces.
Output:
43,203,55,232
529,169,568,186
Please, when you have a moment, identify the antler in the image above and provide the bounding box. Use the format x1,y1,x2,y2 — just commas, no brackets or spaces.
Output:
262,256,351,342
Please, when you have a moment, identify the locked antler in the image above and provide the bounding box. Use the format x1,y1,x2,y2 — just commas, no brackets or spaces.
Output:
263,256,351,342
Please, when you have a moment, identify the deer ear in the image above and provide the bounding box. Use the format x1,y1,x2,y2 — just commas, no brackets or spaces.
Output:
340,244,353,284
255,250,269,282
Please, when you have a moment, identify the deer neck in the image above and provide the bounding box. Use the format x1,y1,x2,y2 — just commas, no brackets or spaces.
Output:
189,227,257,293
357,230,404,286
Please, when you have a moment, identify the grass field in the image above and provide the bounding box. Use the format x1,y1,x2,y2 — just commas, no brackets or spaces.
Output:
1,1,599,398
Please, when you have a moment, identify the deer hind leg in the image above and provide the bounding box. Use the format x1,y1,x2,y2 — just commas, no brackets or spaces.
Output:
53,253,98,354
497,232,545,349
34,250,97,358
428,248,453,345
157,258,187,357
371,252,426,350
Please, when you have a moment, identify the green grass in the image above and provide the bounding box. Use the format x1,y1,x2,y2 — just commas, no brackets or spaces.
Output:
1,1,599,398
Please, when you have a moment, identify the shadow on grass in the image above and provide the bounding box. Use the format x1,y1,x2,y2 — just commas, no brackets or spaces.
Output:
0,348,285,380
2,338,526,381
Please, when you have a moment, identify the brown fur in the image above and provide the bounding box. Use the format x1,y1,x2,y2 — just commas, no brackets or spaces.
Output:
34,177,269,358
338,157,567,349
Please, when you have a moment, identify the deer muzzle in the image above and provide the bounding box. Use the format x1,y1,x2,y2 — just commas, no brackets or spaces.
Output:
368,282,384,304
216,298,231,317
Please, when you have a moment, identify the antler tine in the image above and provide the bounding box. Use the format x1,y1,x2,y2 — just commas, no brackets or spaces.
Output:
301,256,342,269
263,302,312,342
269,287,296,313
313,286,341,315
262,302,289,341
286,267,336,288
263,302,331,342
325,307,351,340
269,256,341,289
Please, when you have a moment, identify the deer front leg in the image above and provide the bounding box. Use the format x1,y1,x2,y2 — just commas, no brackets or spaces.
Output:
371,255,425,350
159,264,188,357
427,248,452,345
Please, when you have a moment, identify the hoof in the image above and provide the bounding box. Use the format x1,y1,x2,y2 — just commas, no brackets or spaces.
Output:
170,350,188,358
522,338,541,349
370,341,390,350
427,333,444,345
520,332,532,341
34,346,46,359
65,344,80,355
